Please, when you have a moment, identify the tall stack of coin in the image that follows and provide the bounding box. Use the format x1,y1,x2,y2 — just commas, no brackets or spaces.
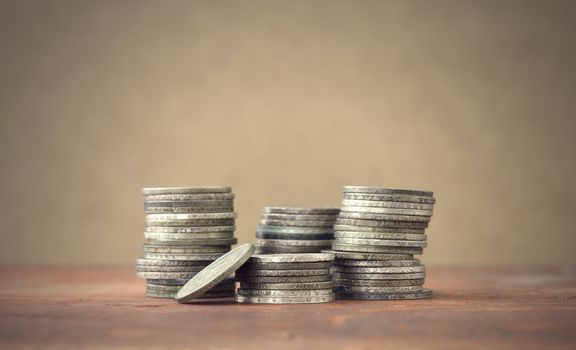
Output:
255,207,340,254
137,186,237,299
330,186,435,300
235,253,335,304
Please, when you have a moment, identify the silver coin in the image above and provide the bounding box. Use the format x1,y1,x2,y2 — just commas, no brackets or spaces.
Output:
256,232,334,240
241,261,333,270
148,289,235,299
235,275,332,283
335,218,428,229
259,219,335,228
143,253,226,261
335,285,423,293
333,272,426,280
262,207,340,215
247,253,335,263
256,239,334,247
147,282,235,293
235,293,335,304
334,238,427,248
144,193,235,201
145,225,235,233
239,281,334,290
236,289,334,297
343,193,436,204
235,269,331,277
341,206,433,216
136,265,207,273
255,245,332,254
335,259,420,267
261,213,338,221
334,231,425,241
146,278,189,286
332,243,423,255
176,243,255,303
333,265,425,274
145,238,237,246
342,186,433,197
146,213,236,221
338,212,430,223
138,271,200,279
142,186,232,195
136,258,213,267
336,289,432,300
145,206,234,214
144,200,234,207
256,226,334,234
334,278,425,287
341,199,434,210
146,218,235,227
144,232,235,240
334,225,425,234
322,250,413,261
142,245,231,254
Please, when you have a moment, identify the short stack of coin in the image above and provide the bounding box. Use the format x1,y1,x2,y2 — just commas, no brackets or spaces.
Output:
255,207,340,254
330,186,435,300
137,186,238,299
235,253,335,304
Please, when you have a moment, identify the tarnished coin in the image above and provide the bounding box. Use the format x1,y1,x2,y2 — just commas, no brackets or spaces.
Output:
334,238,427,248
136,258,212,267
343,193,436,204
259,219,336,228
239,281,334,290
147,278,189,286
235,275,332,283
136,265,206,273
336,289,432,300
336,285,423,293
145,225,235,233
334,259,420,267
145,238,237,246
335,278,425,287
137,271,200,279
255,245,332,254
145,206,234,214
333,272,426,280
342,186,433,197
144,231,234,240
146,218,235,227
334,225,425,234
235,293,335,304
146,213,236,220
240,261,333,270
142,186,232,195
143,253,226,261
142,244,231,254
256,239,334,247
256,232,334,240
236,289,334,297
262,207,340,215
338,212,430,223
144,193,235,201
144,200,234,207
176,243,254,303
335,218,428,229
334,231,425,241
235,269,331,277
322,250,413,261
247,253,335,263
261,213,338,221
257,226,334,234
333,265,425,274
332,243,423,255
341,199,434,210
341,206,433,216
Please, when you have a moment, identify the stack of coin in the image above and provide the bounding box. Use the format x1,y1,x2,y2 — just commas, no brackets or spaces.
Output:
330,186,435,300
255,207,340,254
136,186,237,299
235,253,335,304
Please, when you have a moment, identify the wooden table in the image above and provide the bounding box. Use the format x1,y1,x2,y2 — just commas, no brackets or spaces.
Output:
1,266,574,349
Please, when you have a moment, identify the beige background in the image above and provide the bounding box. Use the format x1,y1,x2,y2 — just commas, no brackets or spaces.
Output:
0,0,575,266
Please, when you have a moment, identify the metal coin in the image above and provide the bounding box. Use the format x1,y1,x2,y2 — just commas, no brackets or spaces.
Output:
336,285,423,293
261,213,338,221
236,289,334,297
144,193,235,201
342,186,433,197
235,269,331,277
335,218,428,229
341,199,434,210
239,281,334,290
334,278,425,287
333,272,426,280
144,238,237,246
235,275,332,283
343,193,436,204
257,226,334,234
338,212,430,223
334,225,425,234
137,271,200,279
145,206,234,214
334,259,420,267
136,258,213,267
142,245,231,254
256,232,334,240
332,265,425,274
247,253,335,263
142,186,231,195
143,253,226,261
332,243,423,255
259,219,336,228
262,207,340,215
336,289,432,300
145,225,235,233
235,293,335,304
341,206,433,216
334,231,425,241
147,282,235,293
176,243,255,303
136,265,206,273
322,250,413,261
144,200,234,207
146,278,189,286
146,218,235,227
146,213,236,220
240,261,333,270
334,238,427,248
148,289,235,299
144,232,235,240
255,245,332,254
256,239,334,247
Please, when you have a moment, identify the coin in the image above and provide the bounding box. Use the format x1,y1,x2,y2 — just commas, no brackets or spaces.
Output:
147,278,189,286
343,193,436,204
334,238,427,248
239,281,334,290
334,259,420,267
148,289,235,299
142,245,231,254
338,212,430,223
147,213,236,220
176,243,255,303
144,232,235,240
261,213,338,221
143,253,226,261
136,265,206,273
145,225,235,233
240,261,333,270
342,186,433,197
142,186,232,195
332,265,425,274
235,269,331,277
341,199,434,210
341,206,433,216
334,231,425,241
144,238,237,246
147,282,235,293
247,253,335,263
256,239,334,247
333,272,426,280
259,219,336,227
256,226,334,234
262,207,340,215
144,193,235,201
331,243,423,255
334,225,425,234
137,271,200,279
145,206,234,214
144,200,234,207
322,250,413,261
236,289,334,297
256,232,334,240
255,245,332,254
336,289,432,300
235,275,332,283
336,285,423,293
146,218,235,227
334,278,425,287
136,258,212,267
335,218,428,229
235,293,335,304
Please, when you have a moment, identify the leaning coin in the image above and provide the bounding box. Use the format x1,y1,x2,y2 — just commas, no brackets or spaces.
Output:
334,231,425,241
336,285,423,293
143,253,225,261
136,258,212,267
332,265,425,274
256,226,334,234
259,219,336,228
142,186,232,195
256,239,335,247
145,225,235,233
261,213,339,221
240,261,333,270
341,199,434,210
144,193,235,201
334,225,425,234
256,232,334,240
146,213,236,220
144,238,237,246
341,206,433,216
144,231,235,240
333,272,426,280
335,218,428,229
235,275,332,283
334,238,427,248
144,200,234,208
235,294,335,304
338,212,430,223
239,281,334,290
148,290,235,299
247,253,335,263
145,206,234,214
137,271,200,279
236,289,334,297
235,269,331,277
146,218,235,227
331,243,423,255
336,289,432,300
142,245,230,254
262,207,340,215
334,259,420,267
334,278,425,287
342,186,433,197
322,250,413,261
343,193,436,204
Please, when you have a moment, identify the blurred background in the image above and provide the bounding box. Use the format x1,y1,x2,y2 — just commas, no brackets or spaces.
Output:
0,0,575,266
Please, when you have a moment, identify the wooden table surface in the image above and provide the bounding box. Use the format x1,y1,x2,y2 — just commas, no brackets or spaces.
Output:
0,266,575,350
